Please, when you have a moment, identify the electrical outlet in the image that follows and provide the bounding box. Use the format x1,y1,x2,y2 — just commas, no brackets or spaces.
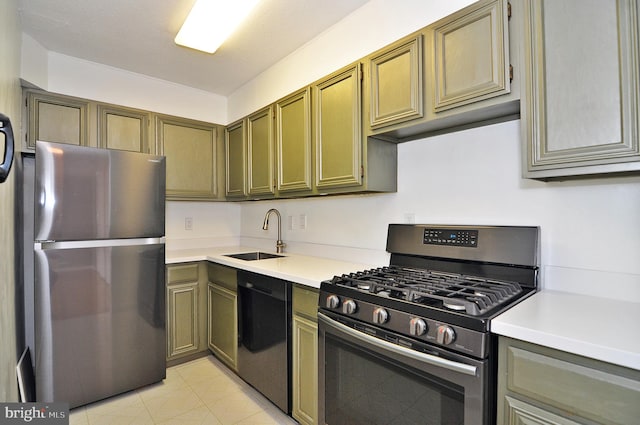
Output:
299,214,307,230
185,217,193,230
404,213,415,224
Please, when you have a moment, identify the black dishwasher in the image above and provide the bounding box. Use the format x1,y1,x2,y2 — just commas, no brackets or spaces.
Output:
237,270,291,414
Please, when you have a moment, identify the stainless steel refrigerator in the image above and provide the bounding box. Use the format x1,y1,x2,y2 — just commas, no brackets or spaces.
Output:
27,141,166,408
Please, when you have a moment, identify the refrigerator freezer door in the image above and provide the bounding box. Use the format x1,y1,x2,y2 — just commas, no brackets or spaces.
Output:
34,141,165,241
34,242,166,408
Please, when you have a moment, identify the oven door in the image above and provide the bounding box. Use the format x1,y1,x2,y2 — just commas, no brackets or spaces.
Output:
318,312,492,425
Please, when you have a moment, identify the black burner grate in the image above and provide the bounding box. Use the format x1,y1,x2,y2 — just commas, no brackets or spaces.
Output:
330,265,523,315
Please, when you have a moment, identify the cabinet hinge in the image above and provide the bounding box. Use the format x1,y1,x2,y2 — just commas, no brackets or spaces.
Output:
509,64,513,82
507,2,511,19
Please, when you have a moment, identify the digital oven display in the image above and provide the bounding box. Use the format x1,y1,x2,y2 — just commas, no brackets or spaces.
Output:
423,228,478,247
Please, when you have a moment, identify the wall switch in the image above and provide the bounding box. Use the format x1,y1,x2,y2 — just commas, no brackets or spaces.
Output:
287,215,294,230
299,214,307,230
185,217,193,230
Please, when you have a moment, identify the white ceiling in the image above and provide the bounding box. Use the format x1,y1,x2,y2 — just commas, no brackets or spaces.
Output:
18,0,369,96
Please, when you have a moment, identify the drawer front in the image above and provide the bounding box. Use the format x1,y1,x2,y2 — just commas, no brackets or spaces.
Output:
293,285,319,320
167,263,199,284
505,340,640,424
207,262,237,292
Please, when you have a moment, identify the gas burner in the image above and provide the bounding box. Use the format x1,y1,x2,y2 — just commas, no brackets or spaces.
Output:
330,265,523,316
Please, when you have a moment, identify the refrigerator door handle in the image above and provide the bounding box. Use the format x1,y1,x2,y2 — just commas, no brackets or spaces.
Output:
0,113,15,184
35,237,165,250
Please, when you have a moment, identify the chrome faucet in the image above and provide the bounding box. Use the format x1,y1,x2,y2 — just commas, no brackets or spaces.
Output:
262,208,285,253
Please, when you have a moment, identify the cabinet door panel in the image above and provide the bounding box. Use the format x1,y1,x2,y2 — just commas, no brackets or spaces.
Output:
433,0,510,111
225,120,246,198
292,315,318,425
314,64,362,189
167,282,199,359
247,107,274,196
208,283,237,370
27,91,89,149
504,396,581,425
370,35,423,128
157,116,218,200
98,105,150,153
523,0,640,177
276,88,312,193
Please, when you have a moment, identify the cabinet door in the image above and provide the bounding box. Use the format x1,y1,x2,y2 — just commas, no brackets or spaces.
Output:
369,35,423,129
26,90,89,149
292,314,318,425
313,64,362,189
432,0,510,112
167,281,199,360
225,119,246,198
157,116,218,200
247,106,275,197
275,88,313,194
207,283,238,370
522,0,640,178
98,104,150,153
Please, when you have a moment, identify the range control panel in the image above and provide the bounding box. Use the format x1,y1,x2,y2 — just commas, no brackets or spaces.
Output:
423,228,478,247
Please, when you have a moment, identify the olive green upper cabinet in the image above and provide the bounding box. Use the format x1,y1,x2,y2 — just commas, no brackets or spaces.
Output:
247,106,275,197
275,88,313,195
98,104,151,153
313,63,363,190
368,35,424,130
313,63,397,194
432,0,511,112
157,115,221,201
520,0,640,179
225,119,247,198
25,90,90,149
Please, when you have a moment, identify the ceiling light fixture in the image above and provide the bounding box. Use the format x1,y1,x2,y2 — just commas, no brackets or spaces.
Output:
175,0,261,54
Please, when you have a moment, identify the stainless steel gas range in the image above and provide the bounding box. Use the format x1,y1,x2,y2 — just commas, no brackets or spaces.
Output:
318,224,540,425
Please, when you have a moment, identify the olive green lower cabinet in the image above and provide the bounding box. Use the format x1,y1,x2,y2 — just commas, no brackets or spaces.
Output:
207,263,238,370
292,285,319,425
497,337,640,424
166,263,208,365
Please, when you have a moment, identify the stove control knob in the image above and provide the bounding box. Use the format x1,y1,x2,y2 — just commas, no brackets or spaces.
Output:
436,325,456,345
342,299,357,315
372,308,389,324
409,318,428,336
326,295,340,309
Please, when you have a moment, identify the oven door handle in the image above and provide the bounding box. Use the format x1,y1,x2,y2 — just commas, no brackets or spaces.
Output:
318,312,478,377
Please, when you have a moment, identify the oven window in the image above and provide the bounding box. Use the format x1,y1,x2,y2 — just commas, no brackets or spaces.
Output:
324,335,465,425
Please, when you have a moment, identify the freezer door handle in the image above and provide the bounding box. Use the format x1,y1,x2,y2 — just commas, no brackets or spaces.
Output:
0,113,15,184
35,237,165,250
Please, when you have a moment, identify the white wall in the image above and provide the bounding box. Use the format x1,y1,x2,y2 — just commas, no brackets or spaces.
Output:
1,0,22,402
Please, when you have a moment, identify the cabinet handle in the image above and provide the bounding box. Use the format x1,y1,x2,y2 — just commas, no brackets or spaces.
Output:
0,113,15,184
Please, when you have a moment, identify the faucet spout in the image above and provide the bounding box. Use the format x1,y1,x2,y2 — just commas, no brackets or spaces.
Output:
262,208,285,253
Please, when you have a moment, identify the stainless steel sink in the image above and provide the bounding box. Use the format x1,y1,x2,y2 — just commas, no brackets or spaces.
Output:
224,252,285,261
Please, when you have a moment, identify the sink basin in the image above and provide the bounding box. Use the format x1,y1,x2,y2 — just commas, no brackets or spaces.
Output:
224,252,285,261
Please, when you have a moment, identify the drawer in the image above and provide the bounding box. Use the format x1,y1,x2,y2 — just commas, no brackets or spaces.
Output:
293,285,319,320
207,262,237,292
167,263,199,284
504,339,640,424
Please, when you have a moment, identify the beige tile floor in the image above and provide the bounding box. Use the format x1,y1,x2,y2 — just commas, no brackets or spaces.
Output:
69,355,299,425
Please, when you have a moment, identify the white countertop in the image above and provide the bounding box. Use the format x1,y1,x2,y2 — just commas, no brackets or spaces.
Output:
166,246,377,288
492,290,640,371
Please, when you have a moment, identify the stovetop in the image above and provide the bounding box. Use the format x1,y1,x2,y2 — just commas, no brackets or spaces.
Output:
318,225,540,353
